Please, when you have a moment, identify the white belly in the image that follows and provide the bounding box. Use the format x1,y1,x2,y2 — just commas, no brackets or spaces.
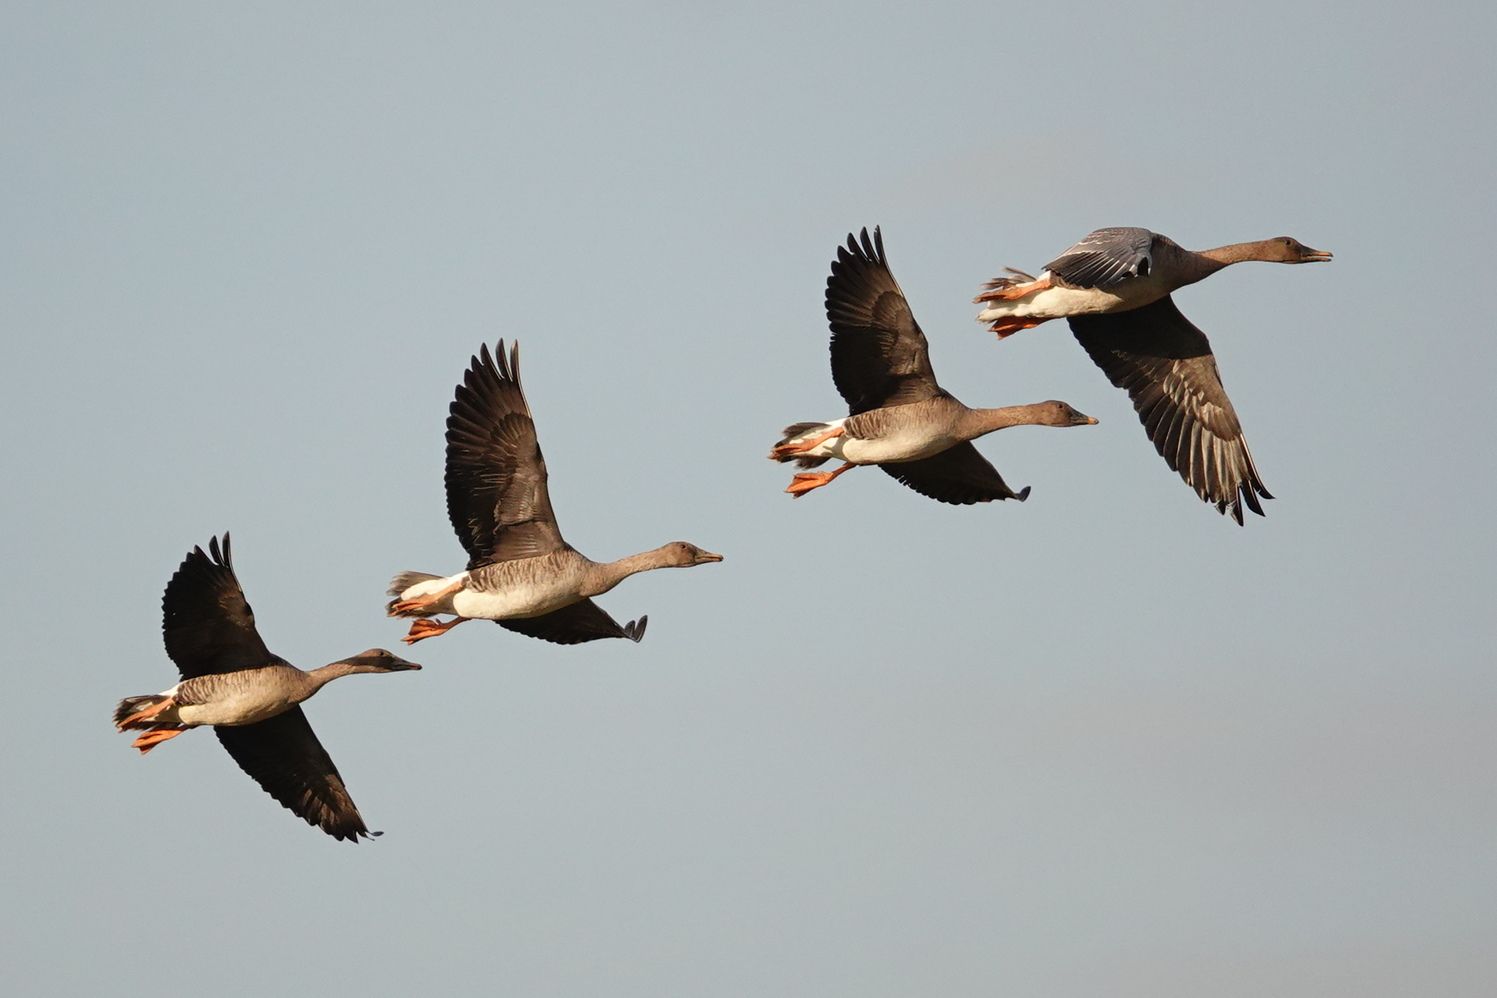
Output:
977,282,1127,321
977,267,1181,322
178,693,298,727
787,415,955,466
842,429,954,464
452,587,580,619
786,418,851,460
450,559,589,620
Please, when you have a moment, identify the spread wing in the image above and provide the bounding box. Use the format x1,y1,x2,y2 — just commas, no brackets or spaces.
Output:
446,340,569,569
161,533,275,680
1045,227,1157,289
498,600,647,645
1069,296,1272,524
879,443,1031,505
214,708,376,843
826,227,947,415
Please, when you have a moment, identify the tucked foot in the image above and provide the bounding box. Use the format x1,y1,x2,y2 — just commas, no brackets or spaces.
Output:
403,616,468,644
132,728,185,754
116,697,175,730
974,273,1053,303
389,580,464,615
986,315,1047,339
785,463,855,497
770,426,845,460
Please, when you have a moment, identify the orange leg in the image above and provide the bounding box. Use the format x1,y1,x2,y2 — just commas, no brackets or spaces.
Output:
403,616,468,645
389,579,464,615
132,728,185,754
771,425,845,459
975,274,1053,303
116,697,175,730
785,462,856,497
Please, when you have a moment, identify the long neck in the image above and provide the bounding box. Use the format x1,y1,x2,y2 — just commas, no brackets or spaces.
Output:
954,404,1046,441
1183,239,1282,283
306,660,370,692
581,547,676,597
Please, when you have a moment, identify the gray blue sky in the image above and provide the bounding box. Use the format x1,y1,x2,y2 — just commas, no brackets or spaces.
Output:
4,2,1494,995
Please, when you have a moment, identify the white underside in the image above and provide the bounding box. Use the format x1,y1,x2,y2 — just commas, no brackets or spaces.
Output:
786,416,956,465
976,271,1143,321
785,418,851,460
402,569,585,620
155,678,304,727
977,284,1121,321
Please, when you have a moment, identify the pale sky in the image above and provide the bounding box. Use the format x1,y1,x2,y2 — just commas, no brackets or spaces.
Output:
4,3,1494,996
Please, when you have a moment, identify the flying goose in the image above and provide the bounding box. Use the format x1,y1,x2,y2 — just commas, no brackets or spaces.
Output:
387,340,722,645
113,534,420,842
770,227,1097,504
974,227,1331,523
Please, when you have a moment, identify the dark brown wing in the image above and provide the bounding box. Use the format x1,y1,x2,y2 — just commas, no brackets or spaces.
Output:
446,340,569,569
879,443,1031,505
826,227,947,415
161,533,275,680
214,708,376,843
498,600,647,645
1069,296,1272,524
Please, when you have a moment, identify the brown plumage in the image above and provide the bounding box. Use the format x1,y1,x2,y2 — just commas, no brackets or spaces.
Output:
114,534,420,842
770,227,1097,504
975,228,1332,523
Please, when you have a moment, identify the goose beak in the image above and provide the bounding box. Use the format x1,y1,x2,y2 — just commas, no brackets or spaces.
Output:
1300,246,1333,263
695,550,724,564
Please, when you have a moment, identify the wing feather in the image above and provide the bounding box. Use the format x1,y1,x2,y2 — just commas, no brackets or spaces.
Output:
826,227,946,415
214,708,376,843
161,534,275,680
445,341,569,568
1045,227,1157,289
498,600,647,645
1069,297,1272,524
878,443,1030,506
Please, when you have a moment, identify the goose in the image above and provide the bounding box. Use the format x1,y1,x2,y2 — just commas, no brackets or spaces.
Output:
387,340,722,645
770,227,1097,504
113,534,420,842
974,227,1332,523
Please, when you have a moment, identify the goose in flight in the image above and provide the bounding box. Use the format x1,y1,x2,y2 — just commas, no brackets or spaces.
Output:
388,341,722,645
771,227,1097,504
113,534,420,842
974,227,1331,523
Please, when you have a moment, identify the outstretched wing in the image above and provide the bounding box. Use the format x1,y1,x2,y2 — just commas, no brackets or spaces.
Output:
215,708,376,843
162,533,275,680
498,600,647,645
445,340,569,568
1069,296,1272,524
1045,227,1157,289
879,443,1031,506
826,227,946,415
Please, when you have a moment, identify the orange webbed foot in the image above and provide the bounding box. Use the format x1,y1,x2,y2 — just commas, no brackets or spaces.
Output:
770,426,845,460
974,273,1053,303
785,463,855,497
402,616,466,644
987,316,1047,339
116,698,174,730
132,728,184,754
